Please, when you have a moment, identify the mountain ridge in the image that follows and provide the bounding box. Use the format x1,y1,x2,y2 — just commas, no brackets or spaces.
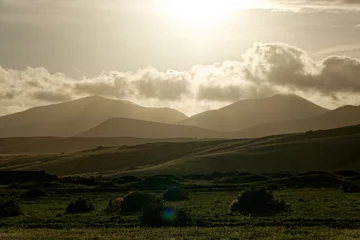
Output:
0,96,188,137
77,117,223,138
179,94,329,132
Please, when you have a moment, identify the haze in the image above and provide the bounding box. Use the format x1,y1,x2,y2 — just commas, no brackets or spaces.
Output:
1,0,360,116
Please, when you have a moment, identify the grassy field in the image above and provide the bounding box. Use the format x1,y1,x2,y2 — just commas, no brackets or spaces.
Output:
1,188,360,228
1,171,360,239
2,226,360,240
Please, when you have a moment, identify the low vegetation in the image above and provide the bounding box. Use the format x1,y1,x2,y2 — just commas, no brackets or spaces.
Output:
163,186,188,201
0,199,22,217
230,188,288,216
21,188,47,200
120,191,160,213
140,202,192,227
66,198,94,214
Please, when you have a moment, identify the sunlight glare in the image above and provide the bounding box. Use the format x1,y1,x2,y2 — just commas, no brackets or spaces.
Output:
166,0,232,28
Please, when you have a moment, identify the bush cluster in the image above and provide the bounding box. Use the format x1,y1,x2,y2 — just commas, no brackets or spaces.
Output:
21,188,47,200
163,186,188,201
66,198,94,213
119,191,160,213
341,182,360,193
0,199,22,217
230,188,288,216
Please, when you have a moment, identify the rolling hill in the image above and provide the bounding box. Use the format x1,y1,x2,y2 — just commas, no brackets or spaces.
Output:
2,124,360,176
236,105,360,138
76,117,223,138
0,137,213,154
0,96,187,137
179,94,329,132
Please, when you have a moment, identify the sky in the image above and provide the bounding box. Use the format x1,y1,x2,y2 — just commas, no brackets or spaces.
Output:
1,0,360,116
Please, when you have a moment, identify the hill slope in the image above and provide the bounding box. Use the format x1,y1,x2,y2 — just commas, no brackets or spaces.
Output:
0,137,211,154
3,124,360,176
77,118,223,138
236,105,360,138
0,96,187,137
180,94,329,132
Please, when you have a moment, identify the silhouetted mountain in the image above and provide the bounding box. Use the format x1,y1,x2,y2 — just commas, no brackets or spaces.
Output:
236,105,360,138
0,96,187,137
77,118,222,138
179,94,329,132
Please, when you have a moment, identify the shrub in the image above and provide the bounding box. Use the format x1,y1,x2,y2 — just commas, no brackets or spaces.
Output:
66,198,94,213
120,191,160,213
230,188,288,216
163,187,188,201
0,199,22,217
341,182,360,193
21,188,47,200
140,202,192,227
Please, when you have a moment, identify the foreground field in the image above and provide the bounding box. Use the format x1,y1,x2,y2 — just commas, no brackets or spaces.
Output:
2,226,360,240
1,171,360,239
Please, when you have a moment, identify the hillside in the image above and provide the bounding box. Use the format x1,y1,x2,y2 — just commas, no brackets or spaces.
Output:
236,105,360,138
0,96,187,137
2,124,360,176
0,137,211,154
77,118,223,138
179,94,329,132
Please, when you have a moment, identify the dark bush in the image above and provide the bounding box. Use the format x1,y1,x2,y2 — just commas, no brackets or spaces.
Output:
120,191,160,213
0,199,22,217
140,202,192,227
21,188,47,200
163,187,188,201
341,182,360,193
230,188,288,216
66,198,94,213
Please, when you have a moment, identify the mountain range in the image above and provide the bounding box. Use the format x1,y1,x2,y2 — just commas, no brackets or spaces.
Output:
1,94,360,139
0,96,187,137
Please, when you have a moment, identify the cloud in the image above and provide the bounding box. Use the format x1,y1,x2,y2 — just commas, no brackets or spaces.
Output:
263,0,360,10
242,43,360,96
1,42,360,116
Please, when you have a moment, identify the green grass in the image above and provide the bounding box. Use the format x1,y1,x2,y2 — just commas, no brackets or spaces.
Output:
2,226,360,240
1,171,360,239
1,187,360,228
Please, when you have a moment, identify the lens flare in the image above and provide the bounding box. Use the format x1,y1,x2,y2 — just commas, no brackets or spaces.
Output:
161,208,176,222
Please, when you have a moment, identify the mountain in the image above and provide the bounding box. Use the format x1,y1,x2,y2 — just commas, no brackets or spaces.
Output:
4,124,360,176
236,105,360,138
77,118,222,138
0,96,187,137
179,94,329,132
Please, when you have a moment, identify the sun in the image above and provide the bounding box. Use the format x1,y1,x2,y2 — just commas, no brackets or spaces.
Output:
166,0,232,28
